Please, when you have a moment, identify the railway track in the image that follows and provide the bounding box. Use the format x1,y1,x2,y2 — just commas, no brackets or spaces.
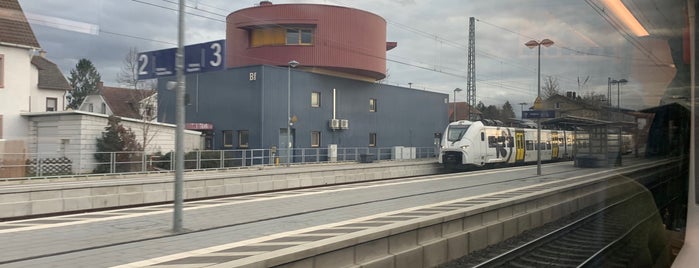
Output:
472,188,660,268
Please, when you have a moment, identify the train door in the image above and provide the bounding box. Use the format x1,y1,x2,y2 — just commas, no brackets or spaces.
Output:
551,131,559,160
515,130,525,164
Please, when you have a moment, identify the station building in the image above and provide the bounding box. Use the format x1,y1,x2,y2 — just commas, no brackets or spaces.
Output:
157,2,449,153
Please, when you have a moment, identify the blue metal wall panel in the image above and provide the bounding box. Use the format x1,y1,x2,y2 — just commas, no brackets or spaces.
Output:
158,65,448,151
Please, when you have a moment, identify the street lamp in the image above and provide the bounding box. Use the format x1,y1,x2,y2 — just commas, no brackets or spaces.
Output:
610,78,627,166
453,88,462,122
518,102,527,118
525,38,554,176
287,60,299,166
610,78,627,120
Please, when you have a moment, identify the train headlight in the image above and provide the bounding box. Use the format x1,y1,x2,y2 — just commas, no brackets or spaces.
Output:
460,145,469,150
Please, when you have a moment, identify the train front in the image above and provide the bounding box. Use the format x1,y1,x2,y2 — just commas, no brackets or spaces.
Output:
439,120,478,169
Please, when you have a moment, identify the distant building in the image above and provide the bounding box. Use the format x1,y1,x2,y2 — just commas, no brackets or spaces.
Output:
158,2,448,155
79,84,157,121
540,92,635,123
448,102,482,122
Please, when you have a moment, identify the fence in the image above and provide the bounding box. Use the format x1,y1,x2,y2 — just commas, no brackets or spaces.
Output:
0,146,437,179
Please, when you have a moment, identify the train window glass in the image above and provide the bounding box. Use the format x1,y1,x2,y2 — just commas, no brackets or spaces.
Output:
447,125,469,141
481,132,485,141
547,142,551,150
488,136,497,147
526,141,533,150
508,137,514,148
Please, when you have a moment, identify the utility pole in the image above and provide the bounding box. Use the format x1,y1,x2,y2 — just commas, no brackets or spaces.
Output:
466,17,476,121
173,0,185,233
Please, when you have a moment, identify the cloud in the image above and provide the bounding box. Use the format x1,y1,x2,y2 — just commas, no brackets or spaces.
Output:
18,0,684,110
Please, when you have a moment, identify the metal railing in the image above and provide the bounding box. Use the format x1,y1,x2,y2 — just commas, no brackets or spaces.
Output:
0,146,437,180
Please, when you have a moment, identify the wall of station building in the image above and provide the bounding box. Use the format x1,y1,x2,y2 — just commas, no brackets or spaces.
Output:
157,65,448,151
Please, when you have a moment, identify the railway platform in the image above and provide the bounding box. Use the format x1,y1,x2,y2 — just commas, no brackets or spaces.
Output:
0,156,678,268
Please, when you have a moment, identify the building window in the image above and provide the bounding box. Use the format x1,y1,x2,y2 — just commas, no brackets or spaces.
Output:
223,130,234,147
369,133,377,147
46,98,58,112
554,102,561,109
311,131,320,147
369,98,377,112
88,103,94,112
101,103,107,114
238,130,249,148
311,92,320,107
250,27,285,47
145,105,153,118
286,28,313,45
0,54,4,88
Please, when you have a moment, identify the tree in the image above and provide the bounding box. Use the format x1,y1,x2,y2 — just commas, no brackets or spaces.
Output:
482,105,500,120
116,47,159,151
116,47,156,90
476,101,486,113
67,58,101,109
542,75,560,98
94,116,143,173
501,101,516,120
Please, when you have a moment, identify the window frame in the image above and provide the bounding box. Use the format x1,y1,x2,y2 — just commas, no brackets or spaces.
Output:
223,130,234,148
238,130,249,149
0,54,4,88
311,131,321,148
286,28,314,45
369,133,377,147
369,98,377,112
46,97,58,112
311,91,321,108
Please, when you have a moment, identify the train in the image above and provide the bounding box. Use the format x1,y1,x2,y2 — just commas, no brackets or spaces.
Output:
438,120,575,169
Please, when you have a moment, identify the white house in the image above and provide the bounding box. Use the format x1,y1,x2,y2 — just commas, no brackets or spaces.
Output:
0,0,70,148
79,84,158,122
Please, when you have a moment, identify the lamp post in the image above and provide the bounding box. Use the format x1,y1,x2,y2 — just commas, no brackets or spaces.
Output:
610,78,627,166
525,39,554,176
610,78,627,120
453,88,462,122
518,102,527,118
287,60,299,166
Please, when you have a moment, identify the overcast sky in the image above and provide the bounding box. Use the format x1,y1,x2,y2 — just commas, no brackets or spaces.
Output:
18,0,680,111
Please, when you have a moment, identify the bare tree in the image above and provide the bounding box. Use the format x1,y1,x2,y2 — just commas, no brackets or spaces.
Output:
116,47,159,153
117,47,156,90
542,76,560,98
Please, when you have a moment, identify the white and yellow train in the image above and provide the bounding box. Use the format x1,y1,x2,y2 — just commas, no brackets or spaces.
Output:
438,120,575,169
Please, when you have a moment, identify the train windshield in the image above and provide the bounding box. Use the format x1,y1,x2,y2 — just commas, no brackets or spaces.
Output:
447,125,469,142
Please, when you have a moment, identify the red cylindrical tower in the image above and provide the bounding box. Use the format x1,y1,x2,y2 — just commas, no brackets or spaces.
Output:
226,2,388,81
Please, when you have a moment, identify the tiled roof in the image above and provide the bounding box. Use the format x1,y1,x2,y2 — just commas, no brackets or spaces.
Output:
100,86,155,119
31,56,70,90
0,0,40,48
448,102,482,121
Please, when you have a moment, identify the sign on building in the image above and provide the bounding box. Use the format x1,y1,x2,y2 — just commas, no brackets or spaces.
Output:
137,40,225,80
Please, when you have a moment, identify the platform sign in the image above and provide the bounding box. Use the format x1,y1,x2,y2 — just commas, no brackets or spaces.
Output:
137,39,225,80
522,110,555,119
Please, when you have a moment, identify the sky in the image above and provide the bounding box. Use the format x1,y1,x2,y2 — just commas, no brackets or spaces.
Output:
17,0,682,111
